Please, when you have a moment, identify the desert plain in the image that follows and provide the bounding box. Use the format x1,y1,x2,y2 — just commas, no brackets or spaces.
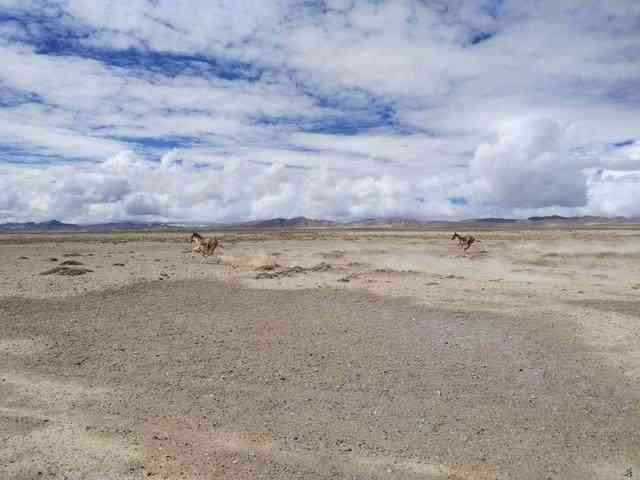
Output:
1,226,639,479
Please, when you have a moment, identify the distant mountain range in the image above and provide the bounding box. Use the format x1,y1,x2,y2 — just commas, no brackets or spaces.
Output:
234,216,337,228
525,215,628,223
0,215,636,232
0,219,173,232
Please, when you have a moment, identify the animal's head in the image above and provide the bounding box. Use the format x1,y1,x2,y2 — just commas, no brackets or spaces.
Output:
451,232,458,240
189,232,203,243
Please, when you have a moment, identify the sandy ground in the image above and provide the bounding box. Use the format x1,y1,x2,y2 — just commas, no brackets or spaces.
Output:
1,228,639,479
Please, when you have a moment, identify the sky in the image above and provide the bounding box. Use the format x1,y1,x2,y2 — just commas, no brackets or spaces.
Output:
0,0,639,223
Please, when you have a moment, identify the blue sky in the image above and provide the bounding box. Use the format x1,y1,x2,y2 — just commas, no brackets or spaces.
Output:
0,0,639,222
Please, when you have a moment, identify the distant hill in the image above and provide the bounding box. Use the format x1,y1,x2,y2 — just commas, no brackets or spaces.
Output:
84,221,173,231
345,217,428,227
468,218,519,224
0,220,172,232
0,220,82,232
0,215,635,232
234,216,337,228
346,217,523,227
525,215,627,223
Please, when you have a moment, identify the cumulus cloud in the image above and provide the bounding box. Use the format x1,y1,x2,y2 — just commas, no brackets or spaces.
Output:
470,118,590,209
0,151,443,223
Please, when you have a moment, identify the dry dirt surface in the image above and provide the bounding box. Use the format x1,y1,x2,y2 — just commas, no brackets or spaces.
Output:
1,228,639,479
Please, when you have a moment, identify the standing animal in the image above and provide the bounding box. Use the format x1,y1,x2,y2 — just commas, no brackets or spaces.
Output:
189,232,222,261
451,232,477,251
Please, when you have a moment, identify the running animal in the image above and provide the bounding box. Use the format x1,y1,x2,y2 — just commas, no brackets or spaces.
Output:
189,232,222,261
451,232,477,251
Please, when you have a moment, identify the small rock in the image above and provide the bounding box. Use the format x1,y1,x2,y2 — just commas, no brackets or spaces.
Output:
60,260,84,266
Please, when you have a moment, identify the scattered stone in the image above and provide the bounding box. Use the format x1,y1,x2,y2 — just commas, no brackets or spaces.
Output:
313,262,334,272
62,253,83,257
338,273,360,283
374,268,419,275
255,262,333,280
18,256,29,260
74,356,89,366
346,262,366,267
256,271,285,279
255,263,281,272
40,266,93,276
443,274,465,280
60,260,84,266
48,258,58,262
320,250,346,259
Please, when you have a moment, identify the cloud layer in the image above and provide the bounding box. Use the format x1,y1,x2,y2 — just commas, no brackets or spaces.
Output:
0,0,639,222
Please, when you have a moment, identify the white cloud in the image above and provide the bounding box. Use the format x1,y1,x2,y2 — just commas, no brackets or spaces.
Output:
0,1,639,221
0,150,453,223
470,118,591,209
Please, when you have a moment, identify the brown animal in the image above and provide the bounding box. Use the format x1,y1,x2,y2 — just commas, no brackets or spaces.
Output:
451,232,477,251
189,232,222,261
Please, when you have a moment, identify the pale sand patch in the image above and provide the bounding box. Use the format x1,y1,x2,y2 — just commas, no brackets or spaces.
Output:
1,374,139,479
0,338,44,355
1,417,141,479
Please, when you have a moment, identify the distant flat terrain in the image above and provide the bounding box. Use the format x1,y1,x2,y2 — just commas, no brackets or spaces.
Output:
1,227,639,479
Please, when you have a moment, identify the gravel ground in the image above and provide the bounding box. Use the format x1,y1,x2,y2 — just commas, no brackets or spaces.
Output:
1,229,639,479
